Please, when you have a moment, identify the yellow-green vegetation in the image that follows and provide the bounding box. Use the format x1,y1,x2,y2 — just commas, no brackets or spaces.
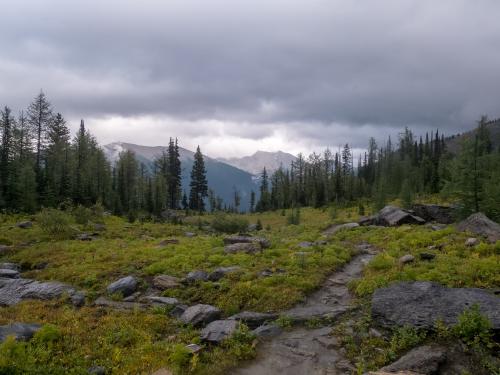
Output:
0,208,356,374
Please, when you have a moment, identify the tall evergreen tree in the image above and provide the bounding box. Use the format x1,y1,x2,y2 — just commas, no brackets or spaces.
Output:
189,146,208,212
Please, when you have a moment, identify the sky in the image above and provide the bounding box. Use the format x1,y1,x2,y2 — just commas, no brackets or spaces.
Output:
1,0,499,158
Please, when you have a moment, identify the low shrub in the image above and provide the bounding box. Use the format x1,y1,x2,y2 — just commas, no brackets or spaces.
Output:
211,214,249,233
36,208,74,239
453,304,492,347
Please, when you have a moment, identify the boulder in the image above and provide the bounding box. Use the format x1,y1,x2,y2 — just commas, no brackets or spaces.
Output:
398,254,415,265
376,206,426,227
70,292,86,307
456,212,500,243
76,233,98,241
200,319,238,343
0,269,20,279
381,345,446,374
372,281,500,330
169,304,188,318
93,224,106,232
146,296,179,306
0,278,82,307
229,311,278,329
223,236,271,248
208,266,241,281
180,304,221,327
183,270,209,284
412,204,455,224
252,323,282,338
16,221,32,229
465,237,479,247
106,276,138,297
185,343,202,354
0,323,41,342
323,222,360,236
153,275,181,290
0,263,20,271
184,232,196,238
224,242,261,254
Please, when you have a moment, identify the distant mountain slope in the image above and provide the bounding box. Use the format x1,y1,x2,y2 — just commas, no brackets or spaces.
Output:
103,142,258,211
445,118,500,154
220,150,297,175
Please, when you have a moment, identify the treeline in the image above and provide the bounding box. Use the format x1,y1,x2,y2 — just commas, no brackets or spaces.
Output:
256,117,500,220
0,91,210,218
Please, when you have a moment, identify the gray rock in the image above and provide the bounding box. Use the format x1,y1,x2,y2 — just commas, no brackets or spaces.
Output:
106,276,138,297
169,304,188,318
0,245,12,255
465,237,479,247
146,296,179,306
381,345,446,374
369,328,383,338
229,311,278,329
398,254,415,265
412,204,455,224
298,241,313,248
153,275,181,290
0,269,20,279
200,319,239,343
180,304,221,327
258,268,286,278
419,252,436,261
360,206,425,227
185,343,202,353
16,221,32,229
0,323,41,342
184,232,196,238
122,291,141,302
0,263,20,271
76,233,97,241
372,281,500,329
184,270,209,284
94,297,147,310
223,235,271,248
0,278,81,306
323,222,360,236
247,224,258,232
71,292,86,307
208,266,241,281
456,212,500,243
252,324,282,338
224,242,261,254
87,365,106,375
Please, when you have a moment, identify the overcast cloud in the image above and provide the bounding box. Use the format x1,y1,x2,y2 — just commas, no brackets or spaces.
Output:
1,0,499,157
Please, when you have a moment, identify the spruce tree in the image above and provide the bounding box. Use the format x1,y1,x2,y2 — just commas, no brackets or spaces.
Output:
189,146,208,212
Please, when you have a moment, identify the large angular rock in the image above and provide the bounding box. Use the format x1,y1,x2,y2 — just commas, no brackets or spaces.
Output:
381,345,446,374
223,236,271,248
16,221,32,229
252,323,282,338
0,278,82,306
224,242,261,254
0,263,20,271
200,319,239,343
372,281,500,330
106,276,138,297
456,212,500,243
180,304,221,327
412,204,455,224
360,206,425,227
229,311,278,329
153,275,181,290
208,266,241,281
0,323,42,342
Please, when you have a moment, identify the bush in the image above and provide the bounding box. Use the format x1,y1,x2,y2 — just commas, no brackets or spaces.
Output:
36,208,74,238
453,304,492,347
211,214,249,233
255,219,263,231
287,207,301,225
72,205,93,225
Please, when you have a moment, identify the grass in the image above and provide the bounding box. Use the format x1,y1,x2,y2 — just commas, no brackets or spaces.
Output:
1,204,498,374
0,207,355,374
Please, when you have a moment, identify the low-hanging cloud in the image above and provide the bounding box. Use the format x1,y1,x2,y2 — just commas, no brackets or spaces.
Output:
1,0,499,156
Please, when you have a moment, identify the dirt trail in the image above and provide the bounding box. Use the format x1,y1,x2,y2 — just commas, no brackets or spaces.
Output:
233,243,376,375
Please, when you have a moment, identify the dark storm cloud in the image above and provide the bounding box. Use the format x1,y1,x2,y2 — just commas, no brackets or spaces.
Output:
1,0,500,148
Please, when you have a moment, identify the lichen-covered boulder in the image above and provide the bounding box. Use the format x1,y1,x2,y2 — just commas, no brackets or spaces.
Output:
106,276,138,297
180,304,221,327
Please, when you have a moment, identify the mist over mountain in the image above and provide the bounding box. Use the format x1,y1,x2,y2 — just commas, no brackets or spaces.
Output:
219,150,297,176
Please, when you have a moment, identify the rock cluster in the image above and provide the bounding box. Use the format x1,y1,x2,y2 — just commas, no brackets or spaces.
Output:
360,206,425,227
457,212,500,243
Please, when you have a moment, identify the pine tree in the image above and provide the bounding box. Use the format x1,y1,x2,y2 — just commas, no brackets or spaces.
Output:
0,107,14,207
189,146,208,212
167,138,182,209
250,190,255,212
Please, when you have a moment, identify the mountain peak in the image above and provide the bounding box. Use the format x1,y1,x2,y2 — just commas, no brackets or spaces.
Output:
220,150,297,175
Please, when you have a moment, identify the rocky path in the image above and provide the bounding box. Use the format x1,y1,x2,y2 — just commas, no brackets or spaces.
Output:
234,243,377,375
